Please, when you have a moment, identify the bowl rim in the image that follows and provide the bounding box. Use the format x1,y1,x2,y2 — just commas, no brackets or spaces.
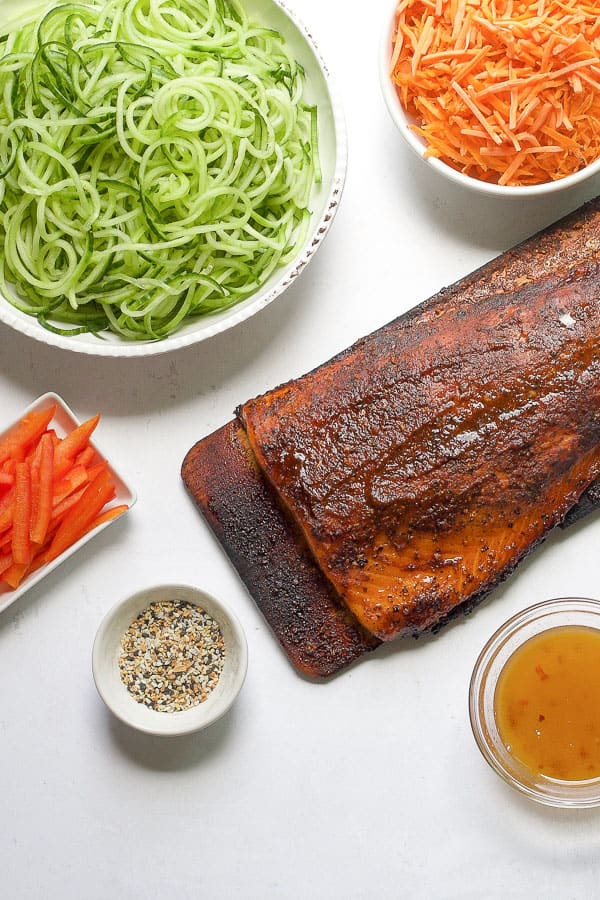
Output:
469,596,600,808
92,583,248,736
378,5,600,198
0,0,348,358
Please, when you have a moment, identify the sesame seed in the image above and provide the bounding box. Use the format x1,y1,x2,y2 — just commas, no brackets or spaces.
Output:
118,601,226,713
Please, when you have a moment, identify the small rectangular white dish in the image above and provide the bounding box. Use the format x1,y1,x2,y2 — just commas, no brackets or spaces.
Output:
0,392,136,611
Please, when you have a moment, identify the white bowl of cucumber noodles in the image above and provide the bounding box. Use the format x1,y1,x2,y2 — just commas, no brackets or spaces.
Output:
0,0,346,356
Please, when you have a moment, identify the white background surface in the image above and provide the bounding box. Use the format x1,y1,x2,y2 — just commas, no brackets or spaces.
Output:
2,0,600,897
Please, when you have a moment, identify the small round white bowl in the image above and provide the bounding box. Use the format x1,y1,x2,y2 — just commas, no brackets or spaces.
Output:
379,6,600,199
92,584,248,736
0,0,347,357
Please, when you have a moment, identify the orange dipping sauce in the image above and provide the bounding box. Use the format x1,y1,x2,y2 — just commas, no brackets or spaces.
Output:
494,626,600,781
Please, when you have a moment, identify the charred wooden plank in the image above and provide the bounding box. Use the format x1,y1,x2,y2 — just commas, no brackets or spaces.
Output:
182,422,380,679
562,480,600,528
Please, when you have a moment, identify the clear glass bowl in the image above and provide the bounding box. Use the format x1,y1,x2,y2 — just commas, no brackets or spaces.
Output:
469,597,600,808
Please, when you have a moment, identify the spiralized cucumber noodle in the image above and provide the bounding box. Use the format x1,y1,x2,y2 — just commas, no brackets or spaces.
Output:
0,0,320,340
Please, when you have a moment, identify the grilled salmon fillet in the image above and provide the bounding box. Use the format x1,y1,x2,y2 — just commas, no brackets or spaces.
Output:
183,198,600,675
240,265,600,639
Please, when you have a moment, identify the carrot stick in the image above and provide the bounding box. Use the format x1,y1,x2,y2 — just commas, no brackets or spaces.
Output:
53,414,100,479
1,560,29,588
0,464,14,487
0,552,12,576
30,433,54,545
12,462,32,565
74,446,96,468
88,504,129,530
52,465,89,507
84,461,109,482
0,405,56,465
43,469,115,563
0,488,15,535
50,487,87,524
17,549,48,581
29,447,41,544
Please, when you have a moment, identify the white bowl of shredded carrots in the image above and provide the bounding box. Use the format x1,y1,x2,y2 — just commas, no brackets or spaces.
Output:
380,0,600,196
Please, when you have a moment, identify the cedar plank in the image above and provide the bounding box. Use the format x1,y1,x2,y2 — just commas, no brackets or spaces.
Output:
182,422,380,679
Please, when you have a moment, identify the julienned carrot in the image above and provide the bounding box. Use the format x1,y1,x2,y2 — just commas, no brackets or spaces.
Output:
2,559,30,589
85,461,109,481
390,0,600,185
0,405,56,465
52,465,89,508
75,446,96,468
30,433,54,545
0,469,14,487
29,445,41,543
4,544,51,586
50,487,87,524
43,469,116,564
0,487,15,534
53,414,100,479
89,504,129,530
48,503,130,554
12,461,32,565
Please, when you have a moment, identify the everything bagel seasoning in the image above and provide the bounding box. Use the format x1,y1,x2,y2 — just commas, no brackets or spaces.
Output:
118,600,225,712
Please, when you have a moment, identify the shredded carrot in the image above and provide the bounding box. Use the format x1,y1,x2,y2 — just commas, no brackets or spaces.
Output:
390,0,600,185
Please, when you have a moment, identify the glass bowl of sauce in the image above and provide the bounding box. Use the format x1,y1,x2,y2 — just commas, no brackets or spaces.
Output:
469,597,600,807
